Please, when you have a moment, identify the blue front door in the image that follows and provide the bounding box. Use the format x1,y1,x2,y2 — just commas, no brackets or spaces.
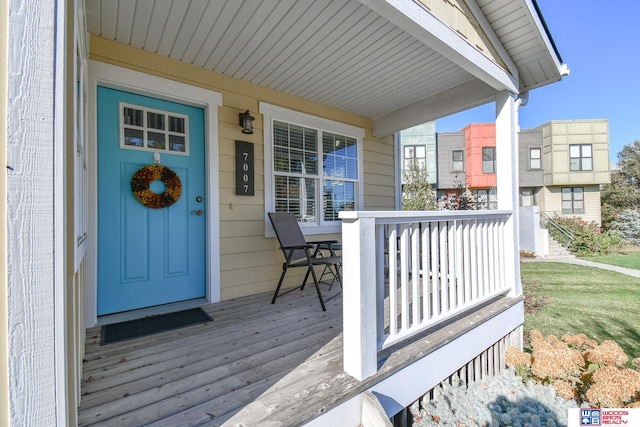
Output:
97,87,206,315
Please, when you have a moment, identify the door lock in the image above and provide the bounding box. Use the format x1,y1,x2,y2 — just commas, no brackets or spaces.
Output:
192,209,203,216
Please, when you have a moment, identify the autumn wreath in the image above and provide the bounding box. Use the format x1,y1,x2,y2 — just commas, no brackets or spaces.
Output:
131,164,182,209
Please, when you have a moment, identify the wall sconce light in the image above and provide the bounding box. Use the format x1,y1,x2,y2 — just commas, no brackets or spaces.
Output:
239,110,255,134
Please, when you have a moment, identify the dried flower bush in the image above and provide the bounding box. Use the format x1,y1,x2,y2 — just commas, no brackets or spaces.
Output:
506,330,640,408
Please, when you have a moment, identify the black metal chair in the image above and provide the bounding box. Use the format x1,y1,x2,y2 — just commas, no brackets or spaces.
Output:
268,212,342,311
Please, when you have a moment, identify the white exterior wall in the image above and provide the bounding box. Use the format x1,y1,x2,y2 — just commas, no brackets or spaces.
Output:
6,0,65,424
519,205,548,257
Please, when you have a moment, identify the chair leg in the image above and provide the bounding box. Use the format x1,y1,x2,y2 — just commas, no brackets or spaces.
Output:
300,265,312,291
271,265,289,304
307,265,327,311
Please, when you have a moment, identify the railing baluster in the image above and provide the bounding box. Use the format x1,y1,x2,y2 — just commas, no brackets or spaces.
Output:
389,226,398,338
421,222,431,321
439,221,448,315
463,220,471,305
487,221,496,292
400,224,410,331
376,224,386,342
411,223,420,325
447,220,456,309
431,222,440,318
455,220,464,308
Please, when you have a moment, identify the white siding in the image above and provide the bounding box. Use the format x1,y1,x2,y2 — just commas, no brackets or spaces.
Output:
6,0,60,424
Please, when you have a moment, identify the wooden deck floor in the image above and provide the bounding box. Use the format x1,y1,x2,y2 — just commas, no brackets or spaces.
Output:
79,284,520,426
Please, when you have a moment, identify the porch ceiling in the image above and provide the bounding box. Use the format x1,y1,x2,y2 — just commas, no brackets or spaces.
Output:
85,0,564,135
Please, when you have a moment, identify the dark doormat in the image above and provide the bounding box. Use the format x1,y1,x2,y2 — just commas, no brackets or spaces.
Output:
101,307,213,345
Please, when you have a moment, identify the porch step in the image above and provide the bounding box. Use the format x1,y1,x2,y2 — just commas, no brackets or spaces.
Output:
545,235,575,259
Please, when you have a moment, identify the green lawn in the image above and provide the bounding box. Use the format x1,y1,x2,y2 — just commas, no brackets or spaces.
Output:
582,249,640,270
521,261,640,359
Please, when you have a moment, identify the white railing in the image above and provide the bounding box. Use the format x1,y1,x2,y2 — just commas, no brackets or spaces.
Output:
339,210,518,380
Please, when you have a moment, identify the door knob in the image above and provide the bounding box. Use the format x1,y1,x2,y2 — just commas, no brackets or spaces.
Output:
192,209,203,216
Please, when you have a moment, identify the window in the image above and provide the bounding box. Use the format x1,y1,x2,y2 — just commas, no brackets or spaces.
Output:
520,188,536,207
529,147,542,170
562,187,584,214
403,145,426,171
452,150,464,172
120,102,189,154
262,103,364,235
482,147,496,173
477,188,497,210
569,144,592,171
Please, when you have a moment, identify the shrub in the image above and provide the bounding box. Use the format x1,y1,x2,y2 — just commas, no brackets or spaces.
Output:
409,367,574,426
506,330,640,408
546,216,623,256
612,209,640,245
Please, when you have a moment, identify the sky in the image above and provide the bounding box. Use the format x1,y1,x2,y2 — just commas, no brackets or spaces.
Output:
434,0,640,166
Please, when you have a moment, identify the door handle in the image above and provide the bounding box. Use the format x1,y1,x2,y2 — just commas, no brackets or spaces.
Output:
191,209,203,216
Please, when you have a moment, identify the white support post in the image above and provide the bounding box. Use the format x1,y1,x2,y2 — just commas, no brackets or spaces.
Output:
341,215,378,381
495,91,521,297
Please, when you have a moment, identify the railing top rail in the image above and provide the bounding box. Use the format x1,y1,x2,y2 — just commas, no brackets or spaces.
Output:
339,210,512,223
540,211,574,245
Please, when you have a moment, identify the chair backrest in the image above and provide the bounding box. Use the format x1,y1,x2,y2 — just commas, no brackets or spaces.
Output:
268,212,308,261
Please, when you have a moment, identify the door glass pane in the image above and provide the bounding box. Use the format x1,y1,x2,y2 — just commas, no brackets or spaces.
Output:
123,107,143,126
169,135,186,152
169,116,184,133
147,131,166,149
123,128,144,147
147,112,165,130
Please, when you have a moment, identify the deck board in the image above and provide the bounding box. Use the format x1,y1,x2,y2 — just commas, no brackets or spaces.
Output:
79,284,520,426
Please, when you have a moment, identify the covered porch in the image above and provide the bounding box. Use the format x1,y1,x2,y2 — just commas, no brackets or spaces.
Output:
79,287,521,426
79,210,524,426
3,0,567,425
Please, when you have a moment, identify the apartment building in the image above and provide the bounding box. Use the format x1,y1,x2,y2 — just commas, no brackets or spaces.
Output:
401,120,610,225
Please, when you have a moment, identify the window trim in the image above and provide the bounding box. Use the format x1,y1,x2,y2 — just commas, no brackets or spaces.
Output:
529,147,542,170
569,144,593,171
403,144,427,171
561,187,585,214
476,188,497,210
451,149,464,172
261,102,365,237
482,146,496,174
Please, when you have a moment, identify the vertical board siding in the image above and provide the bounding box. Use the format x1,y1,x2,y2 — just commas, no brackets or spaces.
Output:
6,0,58,424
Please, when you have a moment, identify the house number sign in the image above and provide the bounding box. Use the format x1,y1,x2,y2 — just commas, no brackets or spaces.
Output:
235,140,254,196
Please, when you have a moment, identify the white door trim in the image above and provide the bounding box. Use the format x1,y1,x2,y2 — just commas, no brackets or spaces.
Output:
86,60,222,327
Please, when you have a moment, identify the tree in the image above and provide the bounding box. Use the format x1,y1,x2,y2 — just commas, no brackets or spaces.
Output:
611,209,640,245
601,140,640,229
402,154,437,211
441,175,485,211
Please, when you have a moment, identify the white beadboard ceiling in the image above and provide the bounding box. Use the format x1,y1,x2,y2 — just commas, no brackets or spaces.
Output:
85,0,564,130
